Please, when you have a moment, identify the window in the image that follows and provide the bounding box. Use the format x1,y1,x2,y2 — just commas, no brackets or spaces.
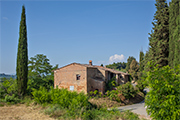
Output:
76,74,80,80
119,75,123,79
70,86,74,91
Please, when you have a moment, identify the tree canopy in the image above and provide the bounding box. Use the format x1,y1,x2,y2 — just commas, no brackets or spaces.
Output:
148,0,169,67
27,54,58,94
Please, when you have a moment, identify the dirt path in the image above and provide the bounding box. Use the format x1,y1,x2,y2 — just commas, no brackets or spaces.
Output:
0,104,54,120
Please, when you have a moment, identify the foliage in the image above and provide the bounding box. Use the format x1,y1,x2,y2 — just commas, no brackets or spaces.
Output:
106,62,127,71
136,80,148,93
145,62,180,120
0,78,17,99
4,94,20,104
16,5,28,96
27,54,58,95
32,85,140,120
31,86,51,104
107,90,121,102
129,59,139,81
126,56,136,71
44,104,140,120
105,77,117,91
32,87,91,109
106,82,137,102
143,50,151,72
117,82,137,99
139,51,145,79
148,0,169,67
169,0,180,68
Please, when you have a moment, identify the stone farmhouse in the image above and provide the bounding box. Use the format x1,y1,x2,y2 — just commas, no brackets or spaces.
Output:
54,60,129,94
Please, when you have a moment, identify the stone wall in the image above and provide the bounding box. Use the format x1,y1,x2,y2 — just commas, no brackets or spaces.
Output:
54,63,87,93
87,67,105,94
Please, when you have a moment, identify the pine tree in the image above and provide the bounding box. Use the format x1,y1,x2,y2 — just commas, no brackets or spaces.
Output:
169,0,180,68
16,5,28,96
149,0,169,67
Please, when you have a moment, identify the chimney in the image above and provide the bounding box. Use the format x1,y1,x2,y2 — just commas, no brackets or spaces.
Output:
89,60,92,65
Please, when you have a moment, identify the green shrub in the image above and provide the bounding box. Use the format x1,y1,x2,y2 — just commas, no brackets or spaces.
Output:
106,77,117,91
93,90,99,95
0,78,17,99
31,86,51,104
117,82,137,99
106,82,137,102
145,63,180,120
32,87,91,110
107,90,121,102
4,94,20,104
33,86,141,120
136,80,148,93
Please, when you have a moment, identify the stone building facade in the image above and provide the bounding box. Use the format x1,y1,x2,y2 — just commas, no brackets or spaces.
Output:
54,61,129,94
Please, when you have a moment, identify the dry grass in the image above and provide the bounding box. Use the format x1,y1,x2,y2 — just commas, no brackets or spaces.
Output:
89,92,144,108
0,103,54,120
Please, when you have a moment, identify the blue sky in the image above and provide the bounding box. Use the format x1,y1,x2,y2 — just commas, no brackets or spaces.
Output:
0,0,169,74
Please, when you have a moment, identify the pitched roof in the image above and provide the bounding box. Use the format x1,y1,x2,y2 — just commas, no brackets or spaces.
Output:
54,62,129,75
94,66,129,75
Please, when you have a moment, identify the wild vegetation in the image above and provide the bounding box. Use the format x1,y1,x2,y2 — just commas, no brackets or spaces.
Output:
0,6,144,117
145,63,180,120
1,0,180,119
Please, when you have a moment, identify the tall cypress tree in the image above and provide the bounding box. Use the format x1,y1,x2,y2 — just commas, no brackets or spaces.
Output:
16,5,28,96
149,0,169,67
169,0,180,68
138,50,144,79
139,50,144,72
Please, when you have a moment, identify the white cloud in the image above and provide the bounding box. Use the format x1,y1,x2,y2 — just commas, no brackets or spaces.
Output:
3,17,8,20
109,54,125,63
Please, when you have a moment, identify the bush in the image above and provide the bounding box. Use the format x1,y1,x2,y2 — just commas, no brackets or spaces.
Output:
117,82,137,99
4,94,20,104
0,78,17,99
107,90,121,102
106,77,117,91
145,63,180,120
136,80,147,93
32,86,91,110
31,86,51,104
106,82,137,102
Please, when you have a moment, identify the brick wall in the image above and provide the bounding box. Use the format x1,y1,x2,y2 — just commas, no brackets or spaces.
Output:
54,63,87,93
87,67,105,94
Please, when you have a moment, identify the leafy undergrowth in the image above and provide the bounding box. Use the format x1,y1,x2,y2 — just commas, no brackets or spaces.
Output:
89,91,144,108
30,87,145,120
43,104,142,120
